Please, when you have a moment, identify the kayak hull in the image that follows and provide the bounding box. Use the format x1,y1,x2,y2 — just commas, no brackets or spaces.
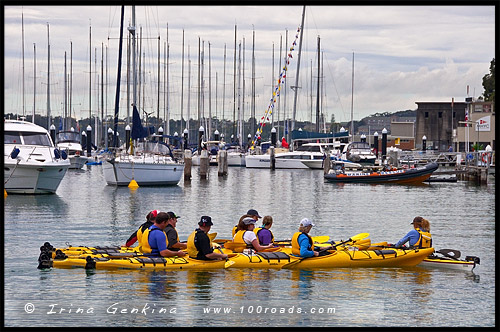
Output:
280,247,434,269
50,256,227,270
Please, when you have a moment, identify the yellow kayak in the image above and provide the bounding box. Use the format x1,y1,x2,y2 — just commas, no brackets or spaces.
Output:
43,255,228,270
279,247,434,269
218,246,433,269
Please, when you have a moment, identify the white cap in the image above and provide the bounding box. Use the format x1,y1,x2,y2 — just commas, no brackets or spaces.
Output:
300,218,315,227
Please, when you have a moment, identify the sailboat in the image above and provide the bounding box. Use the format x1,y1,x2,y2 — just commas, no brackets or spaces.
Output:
102,6,184,186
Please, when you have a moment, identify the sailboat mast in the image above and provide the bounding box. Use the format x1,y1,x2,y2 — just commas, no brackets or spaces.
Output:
22,11,25,118
208,41,212,139
252,29,256,136
157,34,161,127
47,23,51,129
64,51,67,131
242,37,245,146
237,41,242,146
315,36,320,132
350,52,354,140
233,25,237,141
33,43,36,123
222,43,226,137
187,45,191,133
181,29,185,132
291,5,306,133
112,5,124,148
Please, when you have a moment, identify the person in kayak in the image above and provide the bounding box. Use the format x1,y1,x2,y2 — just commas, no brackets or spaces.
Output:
291,218,320,257
233,216,273,252
164,211,187,251
125,210,157,247
255,215,275,246
394,216,432,248
187,216,228,261
144,212,186,257
232,208,262,237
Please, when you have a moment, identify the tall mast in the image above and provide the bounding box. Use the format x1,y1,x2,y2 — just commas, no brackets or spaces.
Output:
33,43,36,123
167,38,170,135
64,51,67,131
350,52,354,140
252,30,256,136
89,23,91,122
237,41,241,146
181,29,185,131
233,24,237,140
277,35,282,141
47,23,51,130
208,41,212,138
291,5,306,133
315,36,320,132
197,37,201,132
187,45,191,133
163,41,166,134
158,33,161,128
242,37,245,146
222,43,226,136
101,42,104,146
70,41,73,129
22,10,25,118
112,5,124,148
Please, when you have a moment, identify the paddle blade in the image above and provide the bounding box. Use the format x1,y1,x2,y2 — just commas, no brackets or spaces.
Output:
208,232,218,241
312,236,330,243
350,233,370,241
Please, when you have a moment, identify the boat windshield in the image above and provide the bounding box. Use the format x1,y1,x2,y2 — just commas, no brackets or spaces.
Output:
349,142,371,150
5,131,52,146
56,131,80,143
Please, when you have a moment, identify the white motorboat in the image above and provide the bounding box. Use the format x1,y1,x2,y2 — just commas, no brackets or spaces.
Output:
103,142,184,186
192,141,221,166
4,119,71,194
56,130,89,169
226,146,247,166
245,143,333,169
342,141,377,165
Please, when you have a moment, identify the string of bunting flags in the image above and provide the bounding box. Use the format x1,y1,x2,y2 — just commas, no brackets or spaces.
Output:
250,25,302,150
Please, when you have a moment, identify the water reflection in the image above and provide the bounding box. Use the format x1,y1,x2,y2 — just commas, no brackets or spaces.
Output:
4,194,69,223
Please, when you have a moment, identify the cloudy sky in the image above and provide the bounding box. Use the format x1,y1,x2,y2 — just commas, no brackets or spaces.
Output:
3,5,496,132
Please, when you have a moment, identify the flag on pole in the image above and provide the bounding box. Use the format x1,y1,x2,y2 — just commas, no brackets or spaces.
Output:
465,110,469,122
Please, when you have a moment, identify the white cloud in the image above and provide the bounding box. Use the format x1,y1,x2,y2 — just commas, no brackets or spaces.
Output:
3,5,495,129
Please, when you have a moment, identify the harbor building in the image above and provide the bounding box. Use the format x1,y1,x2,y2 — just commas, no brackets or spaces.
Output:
415,100,495,152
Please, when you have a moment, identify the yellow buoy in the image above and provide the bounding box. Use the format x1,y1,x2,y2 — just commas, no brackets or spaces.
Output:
4,189,8,198
128,179,139,190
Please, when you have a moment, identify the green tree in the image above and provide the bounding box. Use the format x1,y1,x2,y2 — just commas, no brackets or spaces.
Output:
482,58,495,109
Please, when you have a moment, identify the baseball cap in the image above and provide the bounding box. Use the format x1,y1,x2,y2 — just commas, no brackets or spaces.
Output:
242,217,256,225
247,209,262,218
166,211,181,219
198,216,213,226
410,216,423,224
300,218,315,227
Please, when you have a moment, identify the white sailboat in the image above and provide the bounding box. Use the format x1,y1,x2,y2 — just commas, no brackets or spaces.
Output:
102,6,184,187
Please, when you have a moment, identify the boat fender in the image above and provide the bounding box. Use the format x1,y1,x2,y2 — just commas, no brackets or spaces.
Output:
373,249,397,258
54,148,61,159
37,255,53,269
10,147,20,159
61,149,68,160
465,256,480,265
85,256,96,269
54,250,68,260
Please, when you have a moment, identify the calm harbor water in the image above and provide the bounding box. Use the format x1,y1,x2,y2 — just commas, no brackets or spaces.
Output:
4,163,495,327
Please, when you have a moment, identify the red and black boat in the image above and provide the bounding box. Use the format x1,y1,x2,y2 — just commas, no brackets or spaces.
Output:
324,162,439,184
